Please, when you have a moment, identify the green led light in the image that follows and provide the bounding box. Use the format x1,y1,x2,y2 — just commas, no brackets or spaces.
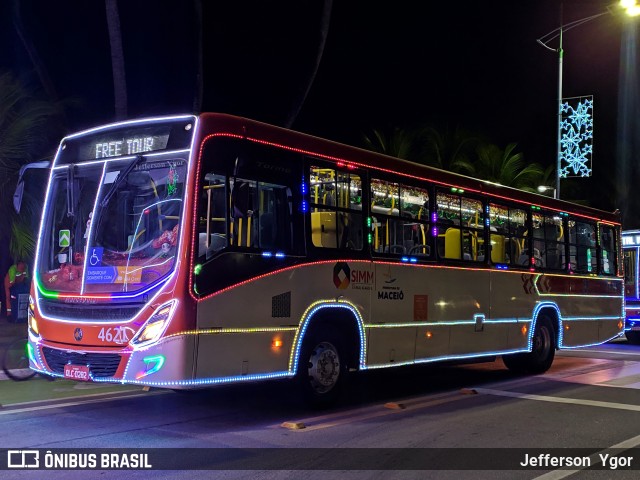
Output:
35,275,59,299
368,233,373,244
26,342,35,363
194,264,202,275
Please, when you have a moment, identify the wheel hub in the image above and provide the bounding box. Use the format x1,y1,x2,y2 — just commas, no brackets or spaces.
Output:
307,342,340,393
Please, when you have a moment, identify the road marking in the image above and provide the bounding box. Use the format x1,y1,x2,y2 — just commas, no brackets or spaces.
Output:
561,349,640,357
474,387,640,412
278,390,472,432
532,433,640,480
546,359,640,389
0,389,165,415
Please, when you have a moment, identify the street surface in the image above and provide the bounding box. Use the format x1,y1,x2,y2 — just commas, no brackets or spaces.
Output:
2,331,640,479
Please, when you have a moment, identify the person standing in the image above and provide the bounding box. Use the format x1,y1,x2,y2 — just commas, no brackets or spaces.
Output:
4,260,29,321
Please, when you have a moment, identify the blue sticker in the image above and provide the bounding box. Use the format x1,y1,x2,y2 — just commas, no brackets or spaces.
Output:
85,266,117,284
88,247,104,266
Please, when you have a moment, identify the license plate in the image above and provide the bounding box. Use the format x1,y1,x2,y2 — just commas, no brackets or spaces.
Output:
64,364,91,381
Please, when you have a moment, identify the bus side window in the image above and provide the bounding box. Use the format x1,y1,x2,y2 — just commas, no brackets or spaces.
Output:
599,225,616,275
436,191,482,262
568,218,596,273
309,165,363,251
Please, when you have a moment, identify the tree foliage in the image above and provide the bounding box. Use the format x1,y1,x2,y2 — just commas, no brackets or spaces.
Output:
0,72,64,262
361,124,552,193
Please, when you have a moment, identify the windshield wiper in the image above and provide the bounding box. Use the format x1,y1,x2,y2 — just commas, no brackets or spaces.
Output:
100,155,144,208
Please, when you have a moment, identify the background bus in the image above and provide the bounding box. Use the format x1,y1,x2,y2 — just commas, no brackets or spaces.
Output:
27,113,624,403
623,230,640,343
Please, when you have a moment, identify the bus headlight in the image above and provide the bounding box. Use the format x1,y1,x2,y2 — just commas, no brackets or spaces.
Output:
130,300,177,347
28,296,39,336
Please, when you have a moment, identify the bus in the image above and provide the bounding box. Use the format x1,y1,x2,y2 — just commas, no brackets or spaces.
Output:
26,113,624,403
623,230,640,343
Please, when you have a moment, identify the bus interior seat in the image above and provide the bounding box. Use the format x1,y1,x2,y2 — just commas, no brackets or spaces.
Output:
490,233,505,263
444,228,461,259
409,244,431,256
384,245,406,254
311,211,337,248
199,233,226,258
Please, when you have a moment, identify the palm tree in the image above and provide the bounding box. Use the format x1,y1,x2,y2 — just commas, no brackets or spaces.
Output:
416,125,482,176
105,0,127,120
361,125,421,160
0,72,64,262
473,142,546,192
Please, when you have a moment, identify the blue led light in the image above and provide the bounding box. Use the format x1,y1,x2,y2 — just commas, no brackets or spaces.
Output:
409,257,417,263
262,251,273,257
275,252,285,258
559,96,593,178
401,257,409,262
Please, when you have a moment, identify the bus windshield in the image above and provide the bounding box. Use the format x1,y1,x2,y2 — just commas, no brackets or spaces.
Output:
37,156,188,295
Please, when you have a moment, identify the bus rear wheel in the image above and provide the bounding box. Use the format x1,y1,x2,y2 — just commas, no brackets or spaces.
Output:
298,331,347,406
503,315,556,374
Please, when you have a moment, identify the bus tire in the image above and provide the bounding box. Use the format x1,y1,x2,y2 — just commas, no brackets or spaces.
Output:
503,315,556,374
626,331,640,344
297,330,348,406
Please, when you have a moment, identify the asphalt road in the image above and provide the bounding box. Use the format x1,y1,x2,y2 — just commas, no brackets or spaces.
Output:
2,338,640,479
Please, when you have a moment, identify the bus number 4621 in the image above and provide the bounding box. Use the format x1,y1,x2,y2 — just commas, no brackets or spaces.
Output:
98,327,129,344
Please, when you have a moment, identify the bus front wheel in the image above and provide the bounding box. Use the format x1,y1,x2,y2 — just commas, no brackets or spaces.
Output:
297,331,347,406
503,315,556,374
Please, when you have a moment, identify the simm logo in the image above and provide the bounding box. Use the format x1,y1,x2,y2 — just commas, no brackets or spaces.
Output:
333,262,350,289
333,262,374,291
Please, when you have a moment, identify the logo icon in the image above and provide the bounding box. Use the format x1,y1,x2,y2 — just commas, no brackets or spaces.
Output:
333,262,350,289
7,450,39,468
58,229,71,248
74,328,83,342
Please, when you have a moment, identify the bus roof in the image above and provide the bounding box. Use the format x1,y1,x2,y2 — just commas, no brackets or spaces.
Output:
198,113,620,225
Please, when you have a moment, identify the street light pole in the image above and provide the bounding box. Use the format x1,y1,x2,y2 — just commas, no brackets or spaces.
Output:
556,25,563,200
537,7,617,200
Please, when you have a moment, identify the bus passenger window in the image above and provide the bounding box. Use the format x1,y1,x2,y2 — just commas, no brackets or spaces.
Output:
489,204,527,267
436,191,483,262
599,225,616,275
568,218,596,273
531,213,565,271
369,179,430,258
310,165,363,251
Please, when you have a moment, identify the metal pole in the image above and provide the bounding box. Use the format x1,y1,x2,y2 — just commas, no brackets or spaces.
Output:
556,26,563,200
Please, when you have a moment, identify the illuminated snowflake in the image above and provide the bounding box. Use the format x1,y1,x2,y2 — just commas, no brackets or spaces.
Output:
559,96,593,178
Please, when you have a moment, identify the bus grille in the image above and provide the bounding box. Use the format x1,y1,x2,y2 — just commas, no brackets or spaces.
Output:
42,347,121,378
39,300,143,321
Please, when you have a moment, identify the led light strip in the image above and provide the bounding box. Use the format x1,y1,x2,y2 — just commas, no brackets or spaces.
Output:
34,115,200,323
288,300,367,374
192,257,622,303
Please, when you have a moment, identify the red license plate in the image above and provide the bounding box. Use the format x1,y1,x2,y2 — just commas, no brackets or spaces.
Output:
64,364,91,381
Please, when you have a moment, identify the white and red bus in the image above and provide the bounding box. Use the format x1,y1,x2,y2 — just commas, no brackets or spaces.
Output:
26,113,624,402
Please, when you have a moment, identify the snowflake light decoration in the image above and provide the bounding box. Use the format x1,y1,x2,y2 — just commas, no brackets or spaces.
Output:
559,96,593,178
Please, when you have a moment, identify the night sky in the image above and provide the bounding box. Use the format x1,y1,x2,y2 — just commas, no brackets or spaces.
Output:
1,0,635,216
